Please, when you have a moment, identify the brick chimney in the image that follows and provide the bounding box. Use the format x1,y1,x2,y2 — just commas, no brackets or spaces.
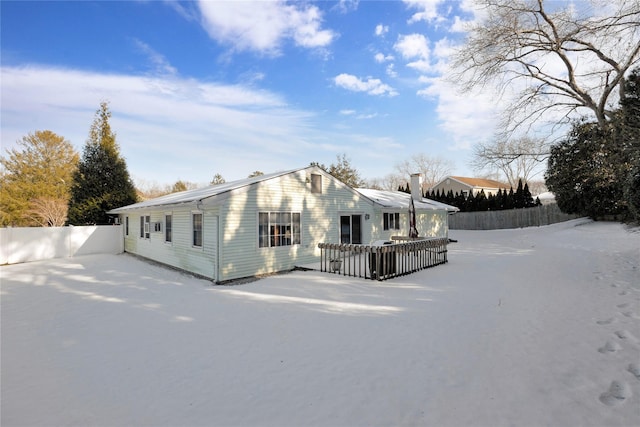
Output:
410,173,422,201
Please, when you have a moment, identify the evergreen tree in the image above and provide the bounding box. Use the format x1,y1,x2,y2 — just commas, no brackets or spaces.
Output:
487,189,500,211
465,191,477,211
620,67,640,221
211,173,226,185
446,189,454,205
476,190,488,211
314,154,366,188
505,188,515,210
523,182,535,208
546,120,628,218
495,189,505,210
68,101,137,225
0,130,78,226
454,191,466,212
514,179,525,208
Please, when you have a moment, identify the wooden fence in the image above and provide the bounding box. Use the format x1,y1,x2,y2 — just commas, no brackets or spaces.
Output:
317,237,449,281
448,204,580,230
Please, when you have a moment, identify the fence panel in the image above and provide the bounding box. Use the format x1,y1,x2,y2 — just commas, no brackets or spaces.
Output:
448,204,580,230
0,225,123,265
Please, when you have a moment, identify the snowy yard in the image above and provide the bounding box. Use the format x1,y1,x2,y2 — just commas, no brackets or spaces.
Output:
1,219,639,427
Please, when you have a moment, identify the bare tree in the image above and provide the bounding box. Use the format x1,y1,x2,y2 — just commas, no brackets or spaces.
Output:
393,154,455,191
470,136,548,187
451,0,640,133
26,197,68,227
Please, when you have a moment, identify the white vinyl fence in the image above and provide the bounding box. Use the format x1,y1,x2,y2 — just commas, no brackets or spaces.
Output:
0,225,123,265
449,204,581,230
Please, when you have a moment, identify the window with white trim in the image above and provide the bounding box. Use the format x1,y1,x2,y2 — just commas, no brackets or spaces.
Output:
125,216,129,236
259,212,301,248
140,215,150,239
383,212,400,230
192,213,203,247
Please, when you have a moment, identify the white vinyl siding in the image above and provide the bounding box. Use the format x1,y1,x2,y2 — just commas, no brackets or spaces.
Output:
122,208,218,280
218,169,375,282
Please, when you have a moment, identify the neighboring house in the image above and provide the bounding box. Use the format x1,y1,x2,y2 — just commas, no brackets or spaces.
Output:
108,166,457,283
535,191,556,205
431,176,511,198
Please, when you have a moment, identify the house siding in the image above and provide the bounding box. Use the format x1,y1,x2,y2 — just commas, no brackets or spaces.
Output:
122,208,219,280
371,210,449,241
217,169,375,282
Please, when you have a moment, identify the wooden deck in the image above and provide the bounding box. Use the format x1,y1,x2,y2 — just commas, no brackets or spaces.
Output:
317,237,449,281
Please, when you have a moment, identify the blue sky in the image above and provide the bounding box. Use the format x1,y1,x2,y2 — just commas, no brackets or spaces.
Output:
1,0,501,187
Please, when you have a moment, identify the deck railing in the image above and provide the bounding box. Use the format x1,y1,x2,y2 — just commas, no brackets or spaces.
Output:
317,237,449,281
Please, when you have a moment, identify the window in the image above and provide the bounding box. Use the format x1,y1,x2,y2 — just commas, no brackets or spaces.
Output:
145,216,150,239
192,213,203,247
259,212,301,248
125,216,129,236
165,214,172,243
140,215,150,239
340,215,362,244
383,212,400,230
311,174,322,194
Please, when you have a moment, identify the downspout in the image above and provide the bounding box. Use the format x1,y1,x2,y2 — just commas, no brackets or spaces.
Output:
215,214,221,284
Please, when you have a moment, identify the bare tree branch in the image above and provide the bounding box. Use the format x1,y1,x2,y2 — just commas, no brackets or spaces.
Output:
451,0,640,134
471,136,549,187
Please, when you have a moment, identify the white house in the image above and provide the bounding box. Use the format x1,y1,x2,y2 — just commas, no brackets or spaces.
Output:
431,176,511,198
108,166,457,283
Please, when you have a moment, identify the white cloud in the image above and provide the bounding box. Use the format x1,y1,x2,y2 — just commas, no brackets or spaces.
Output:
133,39,178,76
333,73,398,97
375,24,389,37
374,52,394,63
386,63,398,78
0,65,324,184
416,70,500,150
403,0,446,24
333,0,359,14
394,33,430,61
339,109,356,115
394,33,433,73
197,0,336,55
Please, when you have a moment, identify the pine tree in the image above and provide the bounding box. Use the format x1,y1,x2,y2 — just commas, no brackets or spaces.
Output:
476,190,488,211
68,101,137,225
454,192,466,212
505,188,515,210
325,154,366,188
465,191,476,211
523,182,534,208
514,179,525,208
495,189,505,210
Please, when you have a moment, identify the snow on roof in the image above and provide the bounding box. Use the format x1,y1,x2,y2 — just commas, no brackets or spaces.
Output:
440,176,510,189
536,191,555,200
108,167,306,213
356,188,459,212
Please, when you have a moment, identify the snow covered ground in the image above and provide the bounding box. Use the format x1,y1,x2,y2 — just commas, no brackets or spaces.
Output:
1,219,639,427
